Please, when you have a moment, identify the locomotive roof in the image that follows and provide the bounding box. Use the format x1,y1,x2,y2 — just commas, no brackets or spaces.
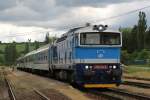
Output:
74,25,121,33
65,25,121,35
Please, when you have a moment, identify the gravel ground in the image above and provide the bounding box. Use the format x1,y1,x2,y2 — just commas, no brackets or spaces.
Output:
7,70,91,100
40,88,71,100
3,67,150,100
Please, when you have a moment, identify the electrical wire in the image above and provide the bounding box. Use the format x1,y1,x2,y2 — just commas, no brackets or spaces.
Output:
91,4,150,24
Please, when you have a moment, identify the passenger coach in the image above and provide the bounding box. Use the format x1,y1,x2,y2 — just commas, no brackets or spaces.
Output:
17,24,122,88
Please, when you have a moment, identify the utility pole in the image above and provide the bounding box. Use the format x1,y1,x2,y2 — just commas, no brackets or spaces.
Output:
28,39,31,52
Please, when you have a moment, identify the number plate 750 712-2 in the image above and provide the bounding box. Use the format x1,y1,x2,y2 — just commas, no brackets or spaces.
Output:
94,65,107,69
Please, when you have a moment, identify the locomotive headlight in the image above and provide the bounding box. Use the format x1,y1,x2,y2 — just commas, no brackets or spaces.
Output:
85,65,89,69
98,26,103,30
113,65,117,69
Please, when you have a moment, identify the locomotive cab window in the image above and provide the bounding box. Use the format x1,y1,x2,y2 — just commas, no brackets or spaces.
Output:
80,32,120,45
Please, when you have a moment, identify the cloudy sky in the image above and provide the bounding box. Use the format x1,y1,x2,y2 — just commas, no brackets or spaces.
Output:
0,0,150,42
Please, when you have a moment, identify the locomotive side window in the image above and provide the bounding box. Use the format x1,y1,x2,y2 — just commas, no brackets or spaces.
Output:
80,32,120,45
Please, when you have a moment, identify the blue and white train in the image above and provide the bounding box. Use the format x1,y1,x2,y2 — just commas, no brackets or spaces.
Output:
17,24,122,88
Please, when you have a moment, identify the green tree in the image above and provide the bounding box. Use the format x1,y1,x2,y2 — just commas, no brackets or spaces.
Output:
0,55,4,65
137,11,147,51
24,42,29,54
4,42,18,65
120,27,132,50
34,41,39,49
11,42,18,64
4,45,9,65
44,32,50,44
49,36,57,44
145,27,150,49
127,25,138,53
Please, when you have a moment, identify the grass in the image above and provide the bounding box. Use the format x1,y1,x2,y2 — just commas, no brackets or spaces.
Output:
123,65,150,79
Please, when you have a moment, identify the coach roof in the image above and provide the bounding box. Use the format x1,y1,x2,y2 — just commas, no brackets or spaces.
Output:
23,44,50,58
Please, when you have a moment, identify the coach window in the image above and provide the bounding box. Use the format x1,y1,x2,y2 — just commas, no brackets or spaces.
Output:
41,54,43,60
45,55,47,61
39,54,41,61
38,54,40,61
45,56,47,60
46,53,48,60
69,52,72,63
41,54,42,61
43,53,45,60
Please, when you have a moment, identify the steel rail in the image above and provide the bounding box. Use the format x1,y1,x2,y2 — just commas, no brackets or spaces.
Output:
124,76,150,81
4,71,16,100
88,89,122,100
108,88,150,100
123,81,150,88
34,89,50,100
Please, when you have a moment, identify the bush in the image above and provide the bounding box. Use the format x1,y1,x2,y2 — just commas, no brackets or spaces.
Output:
121,50,130,64
0,55,4,64
136,49,149,59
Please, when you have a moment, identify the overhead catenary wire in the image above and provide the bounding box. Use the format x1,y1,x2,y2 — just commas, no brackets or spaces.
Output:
90,4,150,24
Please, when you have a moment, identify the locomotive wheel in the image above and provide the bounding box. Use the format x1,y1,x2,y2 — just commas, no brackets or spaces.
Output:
54,71,60,80
68,72,75,84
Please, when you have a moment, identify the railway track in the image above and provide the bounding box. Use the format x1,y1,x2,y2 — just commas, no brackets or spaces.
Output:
87,88,150,100
34,89,50,100
87,89,122,100
2,71,16,100
124,76,150,81
123,81,150,88
108,88,150,100
5,77,16,100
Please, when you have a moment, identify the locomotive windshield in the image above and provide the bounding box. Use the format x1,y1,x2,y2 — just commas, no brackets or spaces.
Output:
80,32,120,45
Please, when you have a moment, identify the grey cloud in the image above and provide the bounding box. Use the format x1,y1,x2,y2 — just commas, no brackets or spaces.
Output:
55,0,138,7
20,0,55,13
0,0,68,23
0,5,41,21
0,0,17,11
0,0,149,31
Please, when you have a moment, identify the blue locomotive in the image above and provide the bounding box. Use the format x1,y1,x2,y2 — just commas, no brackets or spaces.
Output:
17,24,122,88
